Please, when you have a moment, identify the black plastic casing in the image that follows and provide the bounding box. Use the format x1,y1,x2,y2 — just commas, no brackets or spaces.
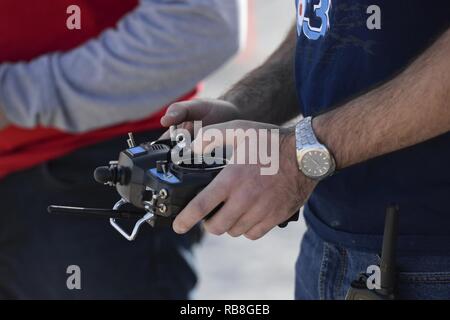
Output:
115,140,224,220
145,162,224,219
116,142,170,208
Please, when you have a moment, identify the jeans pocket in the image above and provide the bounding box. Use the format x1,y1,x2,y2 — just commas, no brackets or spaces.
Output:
397,271,450,299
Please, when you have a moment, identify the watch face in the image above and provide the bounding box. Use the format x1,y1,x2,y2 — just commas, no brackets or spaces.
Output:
301,150,332,178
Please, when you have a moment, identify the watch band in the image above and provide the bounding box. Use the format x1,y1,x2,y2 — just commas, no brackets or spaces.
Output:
295,116,336,180
295,116,318,150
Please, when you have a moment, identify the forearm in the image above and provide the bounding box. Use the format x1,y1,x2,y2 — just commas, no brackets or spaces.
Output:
221,24,300,125
311,28,450,170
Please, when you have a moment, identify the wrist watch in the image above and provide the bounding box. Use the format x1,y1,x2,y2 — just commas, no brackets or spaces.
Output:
295,116,336,180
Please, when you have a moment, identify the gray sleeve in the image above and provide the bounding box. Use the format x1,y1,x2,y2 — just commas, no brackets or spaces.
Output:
0,0,241,133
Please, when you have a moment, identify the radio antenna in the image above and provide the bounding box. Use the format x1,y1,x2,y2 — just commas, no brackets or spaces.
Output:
378,204,399,297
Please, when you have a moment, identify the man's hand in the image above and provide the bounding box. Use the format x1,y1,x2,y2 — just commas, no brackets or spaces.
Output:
172,120,317,240
0,107,9,130
160,99,241,138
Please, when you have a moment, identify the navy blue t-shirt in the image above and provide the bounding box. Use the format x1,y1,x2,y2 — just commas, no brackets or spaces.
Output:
294,0,450,254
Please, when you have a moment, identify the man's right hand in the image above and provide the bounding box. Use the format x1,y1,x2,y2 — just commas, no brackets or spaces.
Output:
160,99,241,138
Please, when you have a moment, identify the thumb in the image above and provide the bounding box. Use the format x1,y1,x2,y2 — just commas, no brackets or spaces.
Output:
160,100,210,127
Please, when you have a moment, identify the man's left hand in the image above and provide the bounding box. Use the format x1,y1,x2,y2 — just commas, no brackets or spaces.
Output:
172,120,317,240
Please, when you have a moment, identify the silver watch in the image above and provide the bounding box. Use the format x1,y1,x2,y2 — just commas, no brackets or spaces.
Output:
295,117,335,180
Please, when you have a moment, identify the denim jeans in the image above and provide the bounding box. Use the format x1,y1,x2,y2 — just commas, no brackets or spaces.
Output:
0,131,199,299
295,226,450,300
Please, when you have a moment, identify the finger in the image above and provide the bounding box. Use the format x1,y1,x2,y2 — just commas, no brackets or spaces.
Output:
244,209,295,240
203,188,254,236
244,218,278,241
227,204,269,238
160,107,188,127
172,171,231,234
160,100,209,127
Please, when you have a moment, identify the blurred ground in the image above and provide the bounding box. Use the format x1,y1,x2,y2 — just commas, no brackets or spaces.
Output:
194,0,307,300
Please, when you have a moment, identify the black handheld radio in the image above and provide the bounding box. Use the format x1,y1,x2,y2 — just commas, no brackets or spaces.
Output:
49,131,299,240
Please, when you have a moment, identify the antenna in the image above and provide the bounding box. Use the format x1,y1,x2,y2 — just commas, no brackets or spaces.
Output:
47,205,144,219
378,204,399,297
